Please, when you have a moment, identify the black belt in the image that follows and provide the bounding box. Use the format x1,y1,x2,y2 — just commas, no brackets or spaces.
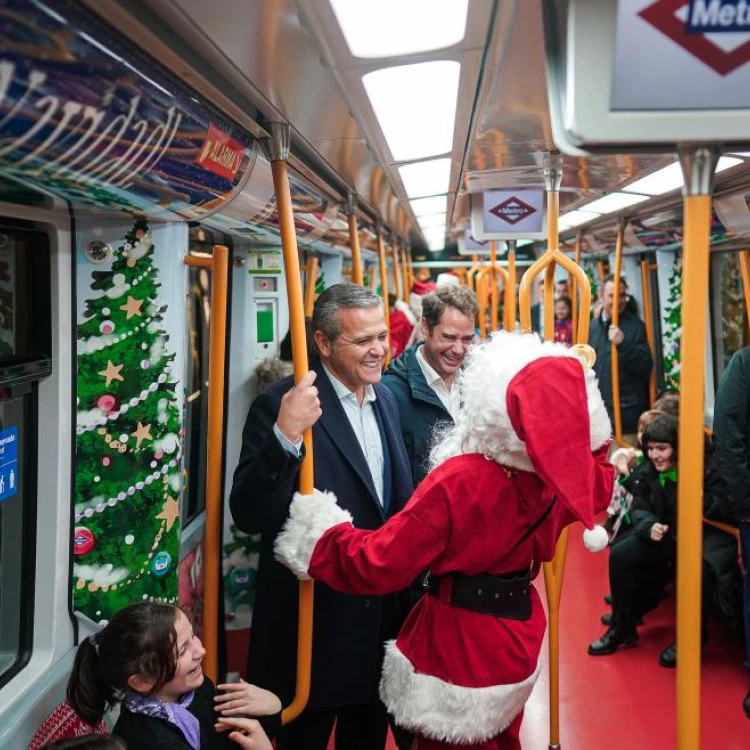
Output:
424,568,532,620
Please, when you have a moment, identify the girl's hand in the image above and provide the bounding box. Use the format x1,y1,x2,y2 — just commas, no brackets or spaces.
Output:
216,717,273,750
215,679,282,718
650,523,669,542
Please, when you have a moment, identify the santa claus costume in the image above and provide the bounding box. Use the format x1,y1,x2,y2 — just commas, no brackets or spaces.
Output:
276,332,615,749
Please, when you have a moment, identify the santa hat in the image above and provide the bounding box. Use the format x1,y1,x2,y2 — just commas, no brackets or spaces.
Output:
436,272,460,288
429,332,612,527
409,279,436,320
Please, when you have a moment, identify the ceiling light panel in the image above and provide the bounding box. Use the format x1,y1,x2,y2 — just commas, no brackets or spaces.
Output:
329,0,469,58
557,210,602,231
623,157,743,196
399,158,452,199
363,61,460,162
417,214,447,230
410,194,448,217
583,192,650,214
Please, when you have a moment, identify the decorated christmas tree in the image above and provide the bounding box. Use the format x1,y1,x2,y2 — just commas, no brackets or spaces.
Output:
74,219,182,623
662,251,683,392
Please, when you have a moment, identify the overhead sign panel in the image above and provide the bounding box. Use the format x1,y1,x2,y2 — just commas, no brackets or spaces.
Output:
544,0,750,153
471,189,547,240
457,229,491,255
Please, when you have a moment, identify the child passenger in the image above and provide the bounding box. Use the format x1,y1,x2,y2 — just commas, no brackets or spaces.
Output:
66,602,280,750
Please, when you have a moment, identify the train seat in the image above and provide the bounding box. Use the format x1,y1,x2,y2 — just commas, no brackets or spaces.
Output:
26,700,109,750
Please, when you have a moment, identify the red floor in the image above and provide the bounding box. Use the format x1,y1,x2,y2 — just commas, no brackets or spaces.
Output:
520,528,749,750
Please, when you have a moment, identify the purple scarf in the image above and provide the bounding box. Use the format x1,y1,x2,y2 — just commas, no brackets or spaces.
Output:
124,690,200,749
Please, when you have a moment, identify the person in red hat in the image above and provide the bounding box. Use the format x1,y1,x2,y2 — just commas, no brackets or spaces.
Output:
275,332,615,749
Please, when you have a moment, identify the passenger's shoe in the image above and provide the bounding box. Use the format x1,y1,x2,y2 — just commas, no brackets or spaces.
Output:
659,642,676,668
588,625,639,656
743,688,750,719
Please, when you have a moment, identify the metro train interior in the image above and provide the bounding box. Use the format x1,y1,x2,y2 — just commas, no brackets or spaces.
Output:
1,0,750,748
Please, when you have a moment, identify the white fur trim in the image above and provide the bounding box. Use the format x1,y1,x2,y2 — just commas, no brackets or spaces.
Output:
393,299,417,326
585,368,612,451
583,524,609,552
274,489,352,579
380,640,541,743
429,331,612,472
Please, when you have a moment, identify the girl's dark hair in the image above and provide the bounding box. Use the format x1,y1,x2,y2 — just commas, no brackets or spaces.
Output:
43,736,126,749
67,603,179,726
555,296,572,317
642,414,678,456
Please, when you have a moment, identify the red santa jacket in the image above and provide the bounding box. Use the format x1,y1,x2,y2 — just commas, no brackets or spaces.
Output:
276,448,613,744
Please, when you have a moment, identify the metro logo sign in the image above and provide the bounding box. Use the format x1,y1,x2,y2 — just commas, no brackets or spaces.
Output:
640,0,750,75
488,196,537,226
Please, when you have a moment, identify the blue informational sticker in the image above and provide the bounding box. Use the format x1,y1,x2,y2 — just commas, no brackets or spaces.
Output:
0,427,18,503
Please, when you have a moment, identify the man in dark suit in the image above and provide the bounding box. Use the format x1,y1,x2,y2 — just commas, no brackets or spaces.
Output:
229,284,413,750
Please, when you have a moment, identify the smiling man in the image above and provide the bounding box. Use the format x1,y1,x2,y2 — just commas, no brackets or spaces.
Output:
382,285,478,486
229,284,413,750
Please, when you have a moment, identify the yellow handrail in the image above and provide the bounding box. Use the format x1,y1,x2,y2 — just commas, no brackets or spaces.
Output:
348,207,363,286
676,188,713,750
518,160,592,747
303,257,319,319
378,230,391,325
391,243,402,301
401,243,410,298
740,251,750,327
505,244,517,332
640,258,657,406
610,222,624,443
477,263,509,339
490,241,500,332
270,153,315,725
183,246,229,684
571,233,582,338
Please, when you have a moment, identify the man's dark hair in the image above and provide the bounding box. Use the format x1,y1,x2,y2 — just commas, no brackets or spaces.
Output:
421,286,479,332
603,274,628,289
312,284,382,341
642,414,678,456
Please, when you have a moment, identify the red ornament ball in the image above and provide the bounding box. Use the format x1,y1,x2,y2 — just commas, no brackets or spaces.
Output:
102,456,111,467
74,527,95,556
100,320,115,335
155,450,164,460
97,394,116,412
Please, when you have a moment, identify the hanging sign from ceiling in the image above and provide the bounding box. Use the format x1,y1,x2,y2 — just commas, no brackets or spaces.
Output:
544,0,750,154
471,189,547,240
457,229,491,255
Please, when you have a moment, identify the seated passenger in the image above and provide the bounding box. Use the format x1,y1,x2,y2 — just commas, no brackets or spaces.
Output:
66,602,281,750
588,414,730,665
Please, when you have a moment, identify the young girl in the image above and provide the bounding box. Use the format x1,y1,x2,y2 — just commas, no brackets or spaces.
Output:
553,296,573,344
67,602,280,750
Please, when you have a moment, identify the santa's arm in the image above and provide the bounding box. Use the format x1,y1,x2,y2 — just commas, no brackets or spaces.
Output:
274,486,448,595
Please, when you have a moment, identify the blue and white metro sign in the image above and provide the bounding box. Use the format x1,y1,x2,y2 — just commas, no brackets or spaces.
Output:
0,427,19,503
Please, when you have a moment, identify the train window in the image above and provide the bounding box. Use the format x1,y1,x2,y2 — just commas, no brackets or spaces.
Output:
710,251,750,382
0,221,48,688
182,264,211,526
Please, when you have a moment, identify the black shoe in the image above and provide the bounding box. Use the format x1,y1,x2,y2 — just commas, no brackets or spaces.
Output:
588,625,639,656
604,593,612,605
659,642,676,668
601,612,613,626
743,688,750,719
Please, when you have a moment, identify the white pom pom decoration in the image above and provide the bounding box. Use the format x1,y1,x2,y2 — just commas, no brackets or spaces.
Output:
583,525,609,553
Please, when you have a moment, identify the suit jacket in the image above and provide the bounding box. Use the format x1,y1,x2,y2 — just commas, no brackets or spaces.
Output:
229,357,413,708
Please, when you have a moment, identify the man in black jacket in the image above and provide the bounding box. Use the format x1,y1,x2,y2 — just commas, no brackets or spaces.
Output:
382,285,478,487
229,284,413,750
588,274,653,443
712,346,750,719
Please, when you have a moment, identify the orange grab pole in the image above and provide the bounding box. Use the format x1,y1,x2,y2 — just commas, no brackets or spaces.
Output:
183,247,229,684
571,234,582,339
270,151,314,725
676,155,715,749
304,256,319,319
740,251,750,330
490,241,500,332
640,258,657,406
378,229,392,366
611,222,624,444
347,207,364,286
505,243,517,332
477,268,489,340
391,243,402,301
401,244,410,296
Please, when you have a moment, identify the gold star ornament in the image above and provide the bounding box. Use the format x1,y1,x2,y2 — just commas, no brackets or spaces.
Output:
131,421,152,449
99,360,124,386
120,295,143,319
156,496,179,532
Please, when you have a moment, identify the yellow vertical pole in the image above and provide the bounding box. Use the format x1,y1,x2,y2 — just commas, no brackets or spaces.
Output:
571,233,582,337
378,228,391,324
303,257,319,319
391,242,402,301
676,146,718,750
640,258,657,406
347,193,363,286
183,247,229,684
611,221,625,443
267,124,314,724
505,241,517,332
477,267,489,340
401,241,410,299
489,241,500,332
740,251,750,328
